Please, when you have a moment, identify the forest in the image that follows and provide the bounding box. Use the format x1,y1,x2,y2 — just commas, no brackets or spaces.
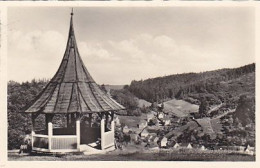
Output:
127,63,255,105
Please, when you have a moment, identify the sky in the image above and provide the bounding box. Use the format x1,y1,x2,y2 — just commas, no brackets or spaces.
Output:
8,7,255,85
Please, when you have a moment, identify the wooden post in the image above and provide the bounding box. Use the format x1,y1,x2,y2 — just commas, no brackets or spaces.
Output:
45,114,48,133
111,111,114,121
105,113,109,131
89,113,92,127
67,114,70,128
101,118,105,150
31,114,36,148
71,113,76,127
46,114,54,151
76,113,80,150
48,121,53,151
111,120,115,132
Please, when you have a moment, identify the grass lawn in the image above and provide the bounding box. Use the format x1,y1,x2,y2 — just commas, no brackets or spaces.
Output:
164,99,199,117
8,149,255,161
118,113,147,128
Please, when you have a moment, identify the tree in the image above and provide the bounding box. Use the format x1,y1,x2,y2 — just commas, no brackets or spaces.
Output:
199,97,209,117
8,79,48,149
233,95,255,126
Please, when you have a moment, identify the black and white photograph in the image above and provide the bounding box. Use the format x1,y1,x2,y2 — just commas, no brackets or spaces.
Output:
7,5,255,161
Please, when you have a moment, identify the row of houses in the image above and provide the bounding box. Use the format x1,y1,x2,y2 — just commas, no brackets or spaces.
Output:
147,111,171,126
116,113,255,156
120,111,171,135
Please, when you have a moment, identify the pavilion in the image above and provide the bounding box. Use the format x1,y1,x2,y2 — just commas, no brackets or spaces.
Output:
23,10,124,153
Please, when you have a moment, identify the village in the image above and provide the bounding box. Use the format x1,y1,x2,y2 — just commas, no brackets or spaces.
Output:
113,99,255,156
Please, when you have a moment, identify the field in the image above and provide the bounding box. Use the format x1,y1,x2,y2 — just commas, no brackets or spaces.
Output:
8,149,255,161
210,118,222,133
118,113,147,128
163,99,199,117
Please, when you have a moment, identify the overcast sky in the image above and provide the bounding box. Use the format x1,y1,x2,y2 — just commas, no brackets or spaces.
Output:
8,7,255,85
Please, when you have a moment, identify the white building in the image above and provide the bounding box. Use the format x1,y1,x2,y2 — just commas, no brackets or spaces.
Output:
200,145,206,150
160,137,167,147
138,120,148,129
158,112,164,119
140,129,149,138
163,117,171,126
187,143,193,149
173,143,180,149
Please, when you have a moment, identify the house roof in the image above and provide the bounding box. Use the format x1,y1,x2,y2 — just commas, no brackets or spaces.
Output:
163,116,171,120
139,120,147,125
161,137,167,141
141,129,149,134
24,11,124,114
180,143,193,148
147,113,154,117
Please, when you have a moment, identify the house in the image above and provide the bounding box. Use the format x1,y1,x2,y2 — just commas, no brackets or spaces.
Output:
200,145,206,150
173,143,180,149
237,146,245,152
180,143,193,149
187,143,193,149
123,125,130,134
138,120,148,129
147,113,155,122
245,144,254,151
158,112,164,119
154,137,159,144
140,129,149,138
163,117,171,126
160,137,168,147
245,145,255,155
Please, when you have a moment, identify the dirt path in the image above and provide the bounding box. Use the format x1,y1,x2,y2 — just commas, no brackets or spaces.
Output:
213,109,236,119
207,103,223,114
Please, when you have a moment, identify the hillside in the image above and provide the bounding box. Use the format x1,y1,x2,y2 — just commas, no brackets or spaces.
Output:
127,63,255,105
104,84,125,91
125,63,255,147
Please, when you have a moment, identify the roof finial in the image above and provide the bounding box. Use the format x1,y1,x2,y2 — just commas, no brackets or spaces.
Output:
71,8,74,16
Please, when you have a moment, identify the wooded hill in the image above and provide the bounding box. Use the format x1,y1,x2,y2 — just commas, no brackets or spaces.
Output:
127,63,255,106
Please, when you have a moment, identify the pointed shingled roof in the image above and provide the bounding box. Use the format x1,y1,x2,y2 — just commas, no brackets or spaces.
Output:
25,11,124,114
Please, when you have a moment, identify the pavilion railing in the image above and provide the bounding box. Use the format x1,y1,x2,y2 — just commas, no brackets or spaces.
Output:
51,135,77,150
32,120,115,152
101,120,115,150
32,128,78,152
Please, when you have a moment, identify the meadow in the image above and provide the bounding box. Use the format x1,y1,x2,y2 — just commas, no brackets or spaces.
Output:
8,149,255,161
